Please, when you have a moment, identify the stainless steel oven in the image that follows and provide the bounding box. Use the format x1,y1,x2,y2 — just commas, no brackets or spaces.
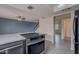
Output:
28,40,44,54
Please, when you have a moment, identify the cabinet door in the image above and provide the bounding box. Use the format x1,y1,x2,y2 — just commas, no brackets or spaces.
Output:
0,51,6,54
7,45,24,54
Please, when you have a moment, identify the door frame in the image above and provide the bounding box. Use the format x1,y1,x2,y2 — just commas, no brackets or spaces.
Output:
53,12,72,45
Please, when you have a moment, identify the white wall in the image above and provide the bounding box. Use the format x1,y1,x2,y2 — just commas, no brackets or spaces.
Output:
61,17,71,40
36,16,54,44
63,18,71,38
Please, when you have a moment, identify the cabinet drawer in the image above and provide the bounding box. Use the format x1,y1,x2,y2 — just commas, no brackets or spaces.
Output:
0,51,6,54
0,40,24,50
7,45,24,54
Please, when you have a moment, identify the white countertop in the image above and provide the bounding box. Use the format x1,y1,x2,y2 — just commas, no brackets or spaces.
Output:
0,32,45,45
0,34,25,45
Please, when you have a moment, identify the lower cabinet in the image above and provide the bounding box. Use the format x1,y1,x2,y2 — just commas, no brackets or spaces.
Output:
8,45,24,54
0,38,45,54
0,44,24,54
0,51,6,54
0,40,26,54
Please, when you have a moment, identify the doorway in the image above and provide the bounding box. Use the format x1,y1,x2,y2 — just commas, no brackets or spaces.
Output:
63,18,71,40
54,13,71,43
54,17,62,46
53,13,73,53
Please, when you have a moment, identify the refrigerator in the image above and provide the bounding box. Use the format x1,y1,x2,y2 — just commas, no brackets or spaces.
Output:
74,10,79,54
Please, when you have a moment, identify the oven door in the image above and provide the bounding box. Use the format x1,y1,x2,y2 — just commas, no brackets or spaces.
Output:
28,40,44,54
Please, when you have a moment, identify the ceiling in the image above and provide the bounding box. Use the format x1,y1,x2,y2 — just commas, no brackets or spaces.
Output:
0,4,77,21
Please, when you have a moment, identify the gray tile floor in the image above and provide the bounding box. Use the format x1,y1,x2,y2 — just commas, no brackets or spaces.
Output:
46,34,74,54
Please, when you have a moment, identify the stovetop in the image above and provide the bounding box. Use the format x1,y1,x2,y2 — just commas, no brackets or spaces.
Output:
21,33,41,39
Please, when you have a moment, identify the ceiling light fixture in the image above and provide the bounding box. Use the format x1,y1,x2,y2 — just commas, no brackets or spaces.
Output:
16,16,26,21
27,5,34,10
17,16,22,21
57,4,65,8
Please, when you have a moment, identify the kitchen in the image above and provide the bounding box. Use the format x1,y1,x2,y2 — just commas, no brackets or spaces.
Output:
0,17,45,54
0,4,78,54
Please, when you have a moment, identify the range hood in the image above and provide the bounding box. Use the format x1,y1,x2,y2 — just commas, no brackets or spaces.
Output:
0,17,39,34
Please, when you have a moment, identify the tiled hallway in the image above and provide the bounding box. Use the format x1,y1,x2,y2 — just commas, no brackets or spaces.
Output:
46,34,74,54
